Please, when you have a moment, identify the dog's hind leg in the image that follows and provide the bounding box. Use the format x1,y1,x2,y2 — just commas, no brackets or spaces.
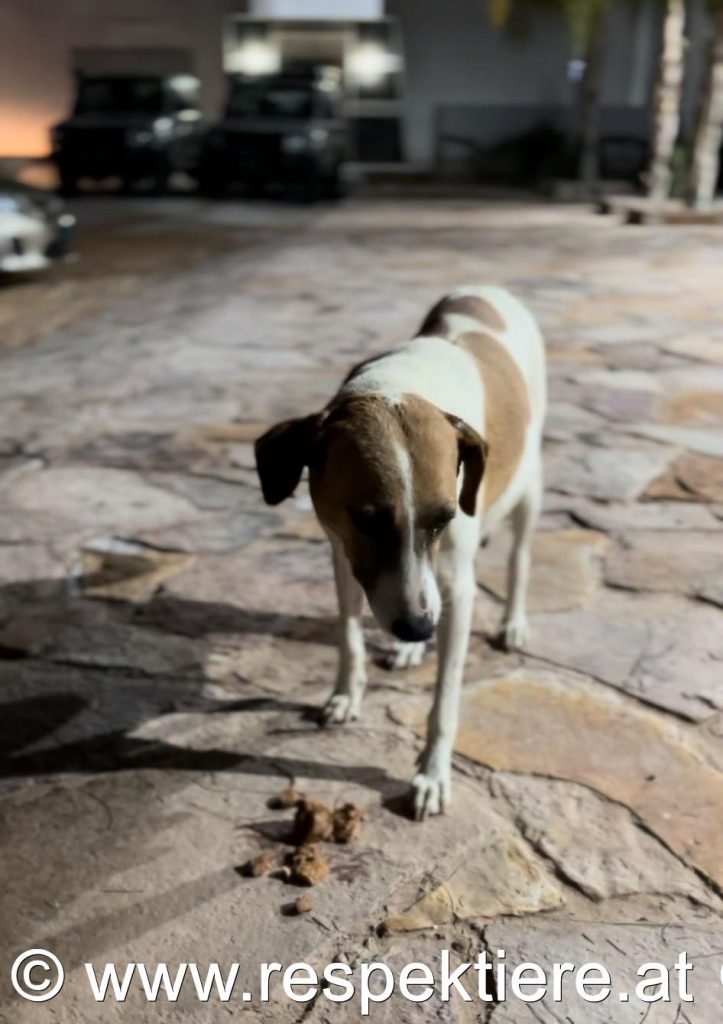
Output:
321,541,367,726
412,514,480,818
502,459,542,651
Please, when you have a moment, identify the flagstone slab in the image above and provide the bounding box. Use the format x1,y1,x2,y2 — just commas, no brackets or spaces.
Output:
558,496,721,531
389,668,723,889
493,773,716,904
137,509,277,554
582,386,661,422
697,580,723,608
382,819,564,933
0,543,65,586
623,423,723,458
0,605,204,678
524,589,723,719
478,529,607,612
604,530,723,596
546,443,673,501
543,402,605,442
644,451,723,502
0,466,199,534
79,538,194,603
662,333,723,364
162,539,336,620
664,390,723,426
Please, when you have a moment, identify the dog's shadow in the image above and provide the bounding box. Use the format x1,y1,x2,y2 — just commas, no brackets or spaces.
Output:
0,577,411,804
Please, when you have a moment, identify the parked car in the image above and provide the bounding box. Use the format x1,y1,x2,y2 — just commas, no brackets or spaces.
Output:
0,178,75,274
198,67,350,199
51,73,206,195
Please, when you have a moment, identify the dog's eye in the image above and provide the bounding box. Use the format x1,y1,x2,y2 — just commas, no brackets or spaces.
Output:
349,505,389,535
424,510,454,541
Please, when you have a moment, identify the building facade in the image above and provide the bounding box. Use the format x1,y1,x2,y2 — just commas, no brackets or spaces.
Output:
0,0,710,170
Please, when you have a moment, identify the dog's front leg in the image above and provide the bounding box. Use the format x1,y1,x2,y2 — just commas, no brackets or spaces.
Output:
413,517,479,819
321,540,367,726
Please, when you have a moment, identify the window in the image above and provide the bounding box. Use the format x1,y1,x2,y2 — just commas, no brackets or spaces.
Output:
75,78,164,116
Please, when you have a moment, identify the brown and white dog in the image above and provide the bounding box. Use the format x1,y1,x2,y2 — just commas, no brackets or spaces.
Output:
255,286,546,818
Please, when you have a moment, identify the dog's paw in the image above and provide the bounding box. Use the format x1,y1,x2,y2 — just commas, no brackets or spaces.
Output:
384,641,427,671
411,770,450,820
320,693,360,727
502,614,529,651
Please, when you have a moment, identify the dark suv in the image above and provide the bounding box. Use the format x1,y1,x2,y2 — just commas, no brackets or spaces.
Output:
51,73,206,195
199,68,349,199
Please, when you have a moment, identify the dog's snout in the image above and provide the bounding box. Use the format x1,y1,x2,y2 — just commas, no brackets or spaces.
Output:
391,615,435,643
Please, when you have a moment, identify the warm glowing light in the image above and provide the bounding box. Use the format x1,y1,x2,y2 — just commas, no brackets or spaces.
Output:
0,106,56,158
346,44,400,87
227,41,281,76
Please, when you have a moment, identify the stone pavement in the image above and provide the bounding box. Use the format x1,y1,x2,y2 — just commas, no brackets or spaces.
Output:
0,197,721,1022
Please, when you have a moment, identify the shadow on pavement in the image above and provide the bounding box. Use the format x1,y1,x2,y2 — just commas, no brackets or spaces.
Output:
0,578,402,797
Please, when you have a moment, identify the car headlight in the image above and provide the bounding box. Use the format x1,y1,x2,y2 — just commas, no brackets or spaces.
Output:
153,117,174,140
0,196,22,214
281,134,309,154
0,195,35,216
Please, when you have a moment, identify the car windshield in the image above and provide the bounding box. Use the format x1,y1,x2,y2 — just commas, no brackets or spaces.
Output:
75,78,164,115
227,81,313,119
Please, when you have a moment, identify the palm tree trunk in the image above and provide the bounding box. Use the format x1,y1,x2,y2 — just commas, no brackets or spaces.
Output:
689,8,723,209
648,0,687,201
578,15,605,185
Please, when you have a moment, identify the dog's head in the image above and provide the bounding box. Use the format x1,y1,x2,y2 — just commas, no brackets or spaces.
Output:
255,394,486,641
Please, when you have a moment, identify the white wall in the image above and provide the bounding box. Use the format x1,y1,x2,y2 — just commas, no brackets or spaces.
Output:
388,0,569,163
388,0,664,164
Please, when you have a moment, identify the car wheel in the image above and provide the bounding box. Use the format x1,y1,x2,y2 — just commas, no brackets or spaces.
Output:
197,173,228,198
149,172,169,196
323,164,346,200
149,157,171,195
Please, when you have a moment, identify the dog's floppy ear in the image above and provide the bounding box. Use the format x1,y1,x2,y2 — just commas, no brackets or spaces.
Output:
444,414,488,516
255,413,322,506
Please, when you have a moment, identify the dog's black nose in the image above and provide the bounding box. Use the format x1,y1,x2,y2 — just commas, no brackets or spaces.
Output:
391,616,435,643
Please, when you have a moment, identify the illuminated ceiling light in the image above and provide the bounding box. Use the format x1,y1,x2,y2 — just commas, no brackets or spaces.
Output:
228,41,281,76
346,44,400,87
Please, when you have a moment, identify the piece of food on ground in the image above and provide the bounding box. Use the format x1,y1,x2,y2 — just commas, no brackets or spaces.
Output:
243,851,280,877
291,798,335,844
287,845,330,886
332,803,365,843
268,786,302,810
293,894,314,914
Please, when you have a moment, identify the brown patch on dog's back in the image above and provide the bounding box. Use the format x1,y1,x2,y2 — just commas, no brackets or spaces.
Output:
458,331,529,511
418,294,507,337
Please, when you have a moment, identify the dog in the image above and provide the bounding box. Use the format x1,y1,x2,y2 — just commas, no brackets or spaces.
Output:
255,286,546,818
